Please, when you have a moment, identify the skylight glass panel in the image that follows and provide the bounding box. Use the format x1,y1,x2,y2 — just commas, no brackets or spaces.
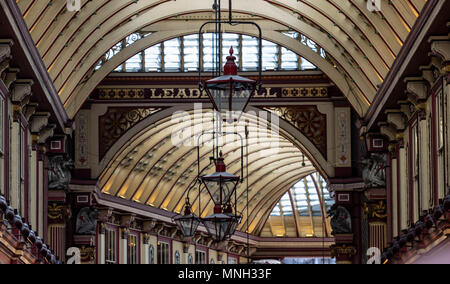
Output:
112,32,323,74
301,58,317,70
271,203,281,216
222,33,240,68
183,35,199,72
144,44,162,72
114,64,123,72
295,201,308,207
262,40,278,71
203,33,217,72
125,53,142,72
241,35,259,71
281,47,298,70
164,38,181,72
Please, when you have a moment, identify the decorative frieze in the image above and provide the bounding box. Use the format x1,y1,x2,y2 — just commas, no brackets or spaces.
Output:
94,86,329,100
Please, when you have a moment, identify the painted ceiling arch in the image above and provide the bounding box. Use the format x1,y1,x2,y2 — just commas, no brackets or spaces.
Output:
17,0,426,118
97,107,335,235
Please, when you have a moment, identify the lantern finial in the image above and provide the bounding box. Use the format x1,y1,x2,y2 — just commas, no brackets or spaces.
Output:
224,47,238,75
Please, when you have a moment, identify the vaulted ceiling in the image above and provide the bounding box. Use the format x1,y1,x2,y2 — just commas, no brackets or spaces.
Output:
18,0,426,118
98,110,316,236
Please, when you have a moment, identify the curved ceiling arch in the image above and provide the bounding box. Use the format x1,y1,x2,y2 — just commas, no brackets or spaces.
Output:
192,155,312,216
77,25,372,117
18,0,426,119
99,106,334,184
170,149,308,214
98,109,325,234
266,0,390,78
56,1,377,115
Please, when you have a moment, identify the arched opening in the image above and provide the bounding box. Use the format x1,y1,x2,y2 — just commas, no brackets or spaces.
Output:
98,107,331,236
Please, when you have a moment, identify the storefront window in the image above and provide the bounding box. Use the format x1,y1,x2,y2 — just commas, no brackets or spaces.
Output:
127,234,138,264
105,228,117,264
157,241,170,264
195,250,206,264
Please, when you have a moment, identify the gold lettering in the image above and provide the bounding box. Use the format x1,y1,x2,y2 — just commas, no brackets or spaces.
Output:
163,89,174,98
178,89,187,98
190,89,201,98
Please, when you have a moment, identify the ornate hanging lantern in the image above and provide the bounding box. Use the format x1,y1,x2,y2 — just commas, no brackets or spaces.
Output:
203,213,239,242
200,152,240,211
200,154,241,241
204,47,257,122
173,198,200,238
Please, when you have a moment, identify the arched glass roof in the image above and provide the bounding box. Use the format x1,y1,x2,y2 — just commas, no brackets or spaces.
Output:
95,32,324,73
271,173,333,218
262,172,334,238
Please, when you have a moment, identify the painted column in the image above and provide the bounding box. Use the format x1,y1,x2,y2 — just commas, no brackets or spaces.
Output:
445,67,450,194
38,147,44,238
98,224,106,265
141,234,150,265
391,154,399,238
10,117,19,212
29,143,37,232
419,117,430,213
119,228,129,264
399,146,408,231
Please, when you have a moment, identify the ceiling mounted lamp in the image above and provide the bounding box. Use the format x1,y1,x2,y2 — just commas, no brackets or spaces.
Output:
172,198,200,238
204,47,257,123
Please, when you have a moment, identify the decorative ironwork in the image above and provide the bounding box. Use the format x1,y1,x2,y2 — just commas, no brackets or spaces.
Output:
99,108,161,160
265,106,327,158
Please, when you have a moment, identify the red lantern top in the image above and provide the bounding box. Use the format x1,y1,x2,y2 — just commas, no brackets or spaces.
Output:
224,47,238,76
215,151,226,172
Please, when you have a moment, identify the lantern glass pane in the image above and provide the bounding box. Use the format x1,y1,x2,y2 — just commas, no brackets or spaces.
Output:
208,81,253,116
203,214,234,241
204,177,237,205
174,215,200,237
